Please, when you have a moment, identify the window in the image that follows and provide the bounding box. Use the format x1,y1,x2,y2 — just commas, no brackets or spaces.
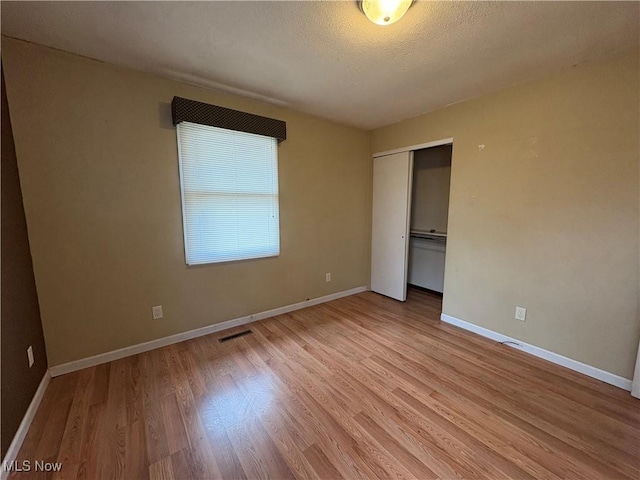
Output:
176,121,280,265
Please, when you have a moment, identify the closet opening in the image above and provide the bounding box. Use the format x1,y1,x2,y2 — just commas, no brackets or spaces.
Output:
407,144,452,295
370,137,452,302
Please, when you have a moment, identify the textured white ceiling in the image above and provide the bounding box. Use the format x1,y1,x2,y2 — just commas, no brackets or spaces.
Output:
2,1,638,129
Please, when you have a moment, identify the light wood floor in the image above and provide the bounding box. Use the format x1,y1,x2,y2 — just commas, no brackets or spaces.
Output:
10,289,640,479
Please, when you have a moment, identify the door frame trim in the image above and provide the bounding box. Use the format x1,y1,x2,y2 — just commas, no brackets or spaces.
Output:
372,137,454,158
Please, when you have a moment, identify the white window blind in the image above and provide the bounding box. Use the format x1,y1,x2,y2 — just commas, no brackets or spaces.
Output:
176,122,280,265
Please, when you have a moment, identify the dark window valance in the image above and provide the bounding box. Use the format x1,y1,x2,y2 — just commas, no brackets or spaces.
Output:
171,96,286,143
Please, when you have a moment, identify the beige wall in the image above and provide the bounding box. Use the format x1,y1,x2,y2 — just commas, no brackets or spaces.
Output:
2,37,372,367
411,145,452,233
373,48,640,379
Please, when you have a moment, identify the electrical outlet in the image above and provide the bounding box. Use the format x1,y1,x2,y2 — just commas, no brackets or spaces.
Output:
152,305,163,320
27,346,34,368
515,306,527,322
325,272,331,282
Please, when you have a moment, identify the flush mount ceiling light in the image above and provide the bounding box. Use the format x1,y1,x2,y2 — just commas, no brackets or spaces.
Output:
358,0,415,26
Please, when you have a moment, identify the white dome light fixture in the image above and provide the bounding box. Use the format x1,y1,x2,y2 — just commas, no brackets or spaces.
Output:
358,0,415,26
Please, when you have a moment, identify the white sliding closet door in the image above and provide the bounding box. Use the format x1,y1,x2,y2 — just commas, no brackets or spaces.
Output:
632,341,640,398
371,151,413,301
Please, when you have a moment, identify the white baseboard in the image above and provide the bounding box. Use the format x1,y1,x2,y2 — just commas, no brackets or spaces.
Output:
50,286,368,377
440,313,632,391
1,371,51,480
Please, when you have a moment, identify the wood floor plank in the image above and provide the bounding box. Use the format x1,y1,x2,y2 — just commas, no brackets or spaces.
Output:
249,393,320,480
9,289,640,480
260,356,382,479
366,350,637,479
174,386,223,479
75,403,106,480
52,367,95,480
226,414,296,480
168,448,195,479
148,457,174,480
159,393,189,456
302,444,343,480
346,314,640,478
97,359,128,480
90,362,111,406
362,309,640,450
197,396,247,480
33,373,78,463
339,360,505,479
124,420,149,480
354,411,439,479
